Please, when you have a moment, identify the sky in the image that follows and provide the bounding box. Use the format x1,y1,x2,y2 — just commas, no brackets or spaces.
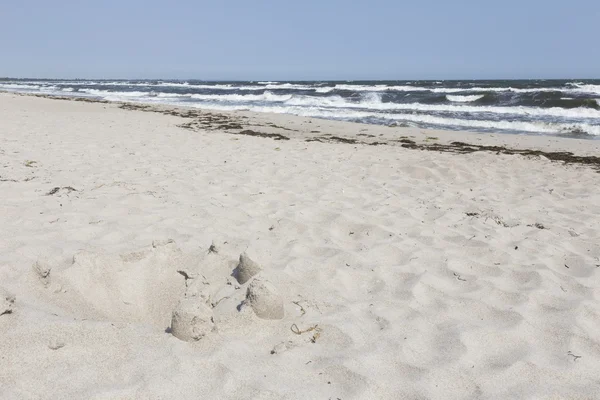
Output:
1,0,599,80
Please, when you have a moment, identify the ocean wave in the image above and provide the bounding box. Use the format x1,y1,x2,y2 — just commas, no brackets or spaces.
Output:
155,92,188,98
39,85,59,92
4,80,260,91
92,88,600,120
330,84,547,94
0,83,41,90
4,80,600,97
334,84,423,92
567,83,600,95
327,84,600,96
182,103,600,136
79,89,150,97
180,83,316,91
262,83,316,91
156,82,191,88
283,93,600,119
315,87,335,93
285,95,351,108
446,95,485,102
79,89,294,102
3,79,600,137
382,113,600,136
190,91,293,102
154,82,266,91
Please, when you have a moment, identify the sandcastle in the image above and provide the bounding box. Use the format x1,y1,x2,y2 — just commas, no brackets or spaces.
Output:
244,279,284,320
170,298,216,341
234,252,262,284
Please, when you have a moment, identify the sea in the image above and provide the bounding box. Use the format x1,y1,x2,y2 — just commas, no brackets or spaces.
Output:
1,79,600,137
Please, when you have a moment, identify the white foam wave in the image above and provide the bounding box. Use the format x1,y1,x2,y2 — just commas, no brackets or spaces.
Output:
4,82,599,121
446,95,485,102
155,92,187,98
315,87,334,93
0,83,41,90
263,83,315,91
332,84,508,93
39,85,59,92
387,102,600,119
282,93,600,119
4,80,600,136
156,82,191,88
334,84,419,92
79,89,149,97
4,80,600,97
331,83,600,96
190,91,293,102
285,95,348,108
2,80,261,91
154,82,264,91
181,103,600,135
568,84,600,95
381,114,600,136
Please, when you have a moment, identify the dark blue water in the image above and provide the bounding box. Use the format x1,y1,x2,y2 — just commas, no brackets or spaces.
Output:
2,79,599,137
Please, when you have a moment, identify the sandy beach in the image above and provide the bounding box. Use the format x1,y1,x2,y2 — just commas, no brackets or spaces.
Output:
1,92,600,399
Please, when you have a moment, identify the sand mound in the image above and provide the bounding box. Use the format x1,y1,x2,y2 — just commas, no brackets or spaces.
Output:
244,279,284,320
171,298,216,341
28,240,283,341
33,241,187,328
234,252,262,284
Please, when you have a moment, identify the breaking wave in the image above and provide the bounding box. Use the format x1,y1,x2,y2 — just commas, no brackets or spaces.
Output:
446,95,485,102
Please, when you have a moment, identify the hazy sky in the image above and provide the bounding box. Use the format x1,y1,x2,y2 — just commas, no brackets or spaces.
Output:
1,0,598,80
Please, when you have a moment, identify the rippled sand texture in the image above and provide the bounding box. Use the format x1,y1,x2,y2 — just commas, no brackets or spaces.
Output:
1,93,599,399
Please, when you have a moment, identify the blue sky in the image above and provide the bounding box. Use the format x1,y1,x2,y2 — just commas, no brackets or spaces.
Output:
1,0,598,80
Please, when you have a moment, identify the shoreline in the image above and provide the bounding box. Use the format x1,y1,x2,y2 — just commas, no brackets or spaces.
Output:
1,91,600,399
2,77,600,139
3,91,600,167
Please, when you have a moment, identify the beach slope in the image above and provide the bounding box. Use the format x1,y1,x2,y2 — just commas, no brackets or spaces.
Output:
1,93,599,399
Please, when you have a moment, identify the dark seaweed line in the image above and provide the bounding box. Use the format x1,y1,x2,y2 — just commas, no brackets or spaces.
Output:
397,140,600,172
117,103,600,173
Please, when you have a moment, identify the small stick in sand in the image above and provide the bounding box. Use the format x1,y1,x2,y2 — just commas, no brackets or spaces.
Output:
292,301,306,316
208,242,218,254
453,272,467,282
291,324,318,335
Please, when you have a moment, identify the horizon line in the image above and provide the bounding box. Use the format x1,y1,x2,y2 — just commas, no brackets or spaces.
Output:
1,76,599,82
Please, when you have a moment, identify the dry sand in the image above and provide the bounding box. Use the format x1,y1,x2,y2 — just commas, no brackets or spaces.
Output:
1,92,600,399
